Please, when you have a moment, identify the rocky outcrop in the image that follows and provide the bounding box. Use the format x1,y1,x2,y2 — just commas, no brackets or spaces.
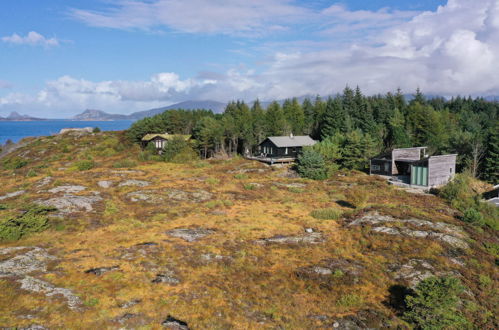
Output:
152,269,181,284
118,180,151,187
166,228,215,242
347,212,469,249
162,315,189,329
255,230,325,245
166,189,212,202
0,190,26,201
84,266,120,276
296,258,364,285
0,247,81,310
126,190,165,203
36,194,103,213
388,259,459,288
97,180,113,188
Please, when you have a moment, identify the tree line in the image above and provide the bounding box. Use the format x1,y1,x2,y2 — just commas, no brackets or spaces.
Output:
127,86,498,183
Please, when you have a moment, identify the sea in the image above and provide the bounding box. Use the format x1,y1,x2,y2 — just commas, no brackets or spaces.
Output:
0,120,135,145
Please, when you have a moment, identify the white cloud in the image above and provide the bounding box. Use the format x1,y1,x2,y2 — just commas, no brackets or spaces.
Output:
2,0,499,117
2,31,59,47
69,0,310,36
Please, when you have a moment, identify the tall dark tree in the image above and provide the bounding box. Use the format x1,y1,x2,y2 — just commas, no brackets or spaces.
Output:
265,101,287,136
321,97,348,139
483,120,499,183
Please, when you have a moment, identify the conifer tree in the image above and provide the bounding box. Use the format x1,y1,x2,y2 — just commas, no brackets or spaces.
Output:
483,121,499,183
321,97,347,139
265,101,287,136
251,99,266,145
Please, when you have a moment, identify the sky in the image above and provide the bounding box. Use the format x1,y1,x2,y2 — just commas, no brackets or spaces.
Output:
0,0,498,118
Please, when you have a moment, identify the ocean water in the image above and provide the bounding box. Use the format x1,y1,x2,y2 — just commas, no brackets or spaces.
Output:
0,120,134,144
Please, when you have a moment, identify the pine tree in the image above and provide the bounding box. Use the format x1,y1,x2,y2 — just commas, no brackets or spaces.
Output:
483,121,499,183
302,97,315,135
251,99,266,145
321,97,347,139
265,101,287,136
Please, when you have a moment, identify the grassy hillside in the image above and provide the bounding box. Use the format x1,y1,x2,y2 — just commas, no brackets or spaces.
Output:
0,131,497,329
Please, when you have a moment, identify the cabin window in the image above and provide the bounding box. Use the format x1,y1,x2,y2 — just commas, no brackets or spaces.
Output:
450,168,453,173
285,147,288,155
384,163,390,172
155,139,163,149
372,165,380,171
270,147,273,154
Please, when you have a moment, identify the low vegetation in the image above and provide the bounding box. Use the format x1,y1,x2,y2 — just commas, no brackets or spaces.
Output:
0,131,496,328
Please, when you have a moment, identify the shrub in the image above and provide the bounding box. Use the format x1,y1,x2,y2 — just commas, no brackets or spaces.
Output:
244,183,257,190
112,159,137,168
93,127,101,133
296,148,327,180
345,190,369,209
310,208,342,220
404,276,468,329
337,294,364,308
2,157,28,170
75,160,95,171
234,173,248,180
0,205,55,241
462,208,484,226
163,137,197,163
26,169,38,177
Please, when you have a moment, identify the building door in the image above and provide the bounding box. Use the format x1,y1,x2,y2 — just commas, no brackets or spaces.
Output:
411,165,428,186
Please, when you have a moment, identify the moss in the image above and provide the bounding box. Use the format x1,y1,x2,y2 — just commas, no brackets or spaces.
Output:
74,160,95,171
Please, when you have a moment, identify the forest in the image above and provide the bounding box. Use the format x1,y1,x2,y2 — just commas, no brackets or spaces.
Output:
127,87,498,183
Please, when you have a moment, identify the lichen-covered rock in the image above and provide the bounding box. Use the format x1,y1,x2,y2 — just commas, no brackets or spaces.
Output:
126,190,165,203
97,180,113,188
166,189,212,202
118,179,151,187
296,258,364,285
162,315,189,329
348,212,469,249
255,232,325,245
0,247,56,277
0,190,26,201
84,266,120,276
19,276,82,310
36,194,103,213
166,228,215,242
119,299,142,309
47,185,87,194
152,269,181,284
388,259,459,288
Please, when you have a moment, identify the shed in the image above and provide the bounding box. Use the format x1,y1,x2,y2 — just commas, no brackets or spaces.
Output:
257,135,317,159
370,147,457,188
141,133,191,150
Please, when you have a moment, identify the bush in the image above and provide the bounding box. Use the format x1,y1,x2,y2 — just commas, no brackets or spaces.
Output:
93,127,101,133
2,157,28,170
345,190,369,209
163,137,198,163
296,148,327,180
462,208,484,226
404,276,468,329
75,160,95,171
0,205,55,241
310,208,342,220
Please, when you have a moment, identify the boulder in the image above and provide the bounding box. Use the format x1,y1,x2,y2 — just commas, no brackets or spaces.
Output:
389,259,458,288
152,270,181,285
119,298,142,309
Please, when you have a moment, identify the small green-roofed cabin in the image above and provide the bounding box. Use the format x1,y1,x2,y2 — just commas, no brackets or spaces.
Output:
370,147,457,188
141,133,191,151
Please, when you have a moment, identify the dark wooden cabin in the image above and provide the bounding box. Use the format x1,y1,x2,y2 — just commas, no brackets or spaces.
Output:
141,133,191,151
370,147,457,188
256,135,317,161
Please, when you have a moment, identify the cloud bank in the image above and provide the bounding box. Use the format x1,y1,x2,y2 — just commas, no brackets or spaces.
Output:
1,0,499,117
2,31,59,47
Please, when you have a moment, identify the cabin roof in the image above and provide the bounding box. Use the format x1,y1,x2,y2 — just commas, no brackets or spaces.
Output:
141,133,191,141
263,135,317,148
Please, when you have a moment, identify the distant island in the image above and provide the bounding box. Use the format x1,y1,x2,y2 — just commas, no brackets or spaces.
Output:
0,111,46,121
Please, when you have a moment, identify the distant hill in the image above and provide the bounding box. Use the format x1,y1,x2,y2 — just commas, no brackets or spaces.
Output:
71,100,227,121
0,112,45,121
72,109,128,121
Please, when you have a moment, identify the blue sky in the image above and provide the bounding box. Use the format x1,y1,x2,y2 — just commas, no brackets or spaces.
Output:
1,0,497,118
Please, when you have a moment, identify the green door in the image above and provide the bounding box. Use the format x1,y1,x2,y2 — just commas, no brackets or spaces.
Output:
411,165,428,186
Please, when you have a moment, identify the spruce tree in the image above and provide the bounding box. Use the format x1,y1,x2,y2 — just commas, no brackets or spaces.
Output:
321,97,347,139
483,121,499,183
251,99,266,144
265,101,287,136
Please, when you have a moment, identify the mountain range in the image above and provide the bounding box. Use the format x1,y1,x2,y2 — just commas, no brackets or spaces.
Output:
72,100,227,121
